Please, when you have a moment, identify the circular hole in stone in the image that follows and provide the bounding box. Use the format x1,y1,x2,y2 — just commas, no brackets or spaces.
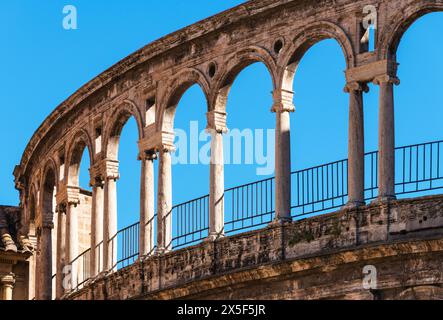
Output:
208,62,217,78
274,39,283,54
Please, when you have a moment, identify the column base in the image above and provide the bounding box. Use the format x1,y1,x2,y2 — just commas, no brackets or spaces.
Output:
343,200,366,210
371,194,397,204
206,232,225,242
155,247,171,256
269,216,293,227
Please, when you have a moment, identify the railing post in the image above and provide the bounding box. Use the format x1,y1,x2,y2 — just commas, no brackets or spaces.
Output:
139,150,157,257
374,75,400,201
344,82,368,207
156,145,174,254
102,159,119,272
90,175,104,277
207,110,227,240
272,89,295,223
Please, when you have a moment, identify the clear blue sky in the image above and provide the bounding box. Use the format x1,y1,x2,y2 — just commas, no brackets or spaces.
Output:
1,2,442,229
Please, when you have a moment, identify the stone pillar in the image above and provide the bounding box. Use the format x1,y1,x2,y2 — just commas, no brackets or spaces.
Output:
103,159,119,272
39,221,53,300
90,178,104,277
156,146,173,254
272,89,295,223
65,200,79,291
139,150,157,257
1,274,15,300
345,82,368,207
55,205,67,298
374,75,400,201
207,110,227,240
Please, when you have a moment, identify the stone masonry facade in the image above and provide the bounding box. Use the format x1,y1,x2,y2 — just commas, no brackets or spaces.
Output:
67,195,443,300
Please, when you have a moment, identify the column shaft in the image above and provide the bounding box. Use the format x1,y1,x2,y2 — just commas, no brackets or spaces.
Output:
273,89,294,223
55,210,66,298
157,149,172,253
209,131,225,238
1,275,15,301
346,83,366,207
140,154,156,256
65,204,78,291
90,184,104,276
40,225,53,300
377,77,397,200
103,178,117,271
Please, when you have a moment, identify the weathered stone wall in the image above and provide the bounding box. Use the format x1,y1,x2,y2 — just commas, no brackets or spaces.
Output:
66,195,443,300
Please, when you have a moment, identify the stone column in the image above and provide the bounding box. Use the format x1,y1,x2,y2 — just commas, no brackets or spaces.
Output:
207,110,227,240
1,274,15,300
90,177,104,277
345,82,368,207
374,75,400,201
55,205,67,298
139,150,157,257
272,89,295,223
39,221,53,300
65,200,79,291
103,159,119,272
156,146,173,254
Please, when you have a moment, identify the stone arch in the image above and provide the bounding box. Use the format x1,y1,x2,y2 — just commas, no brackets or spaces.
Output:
380,2,443,60
211,46,277,112
159,68,210,132
104,100,144,160
66,129,94,187
397,286,443,300
279,21,355,92
40,159,58,224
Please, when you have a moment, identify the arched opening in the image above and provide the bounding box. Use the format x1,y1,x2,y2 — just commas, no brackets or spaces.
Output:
391,12,443,198
38,165,56,300
65,135,93,290
286,39,349,218
221,62,275,234
164,82,210,249
28,188,37,234
106,108,143,268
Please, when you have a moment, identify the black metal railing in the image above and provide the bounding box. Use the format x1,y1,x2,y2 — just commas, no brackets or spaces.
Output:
291,159,348,218
225,176,275,234
111,222,139,269
67,139,443,293
172,196,209,249
395,140,443,195
69,247,91,292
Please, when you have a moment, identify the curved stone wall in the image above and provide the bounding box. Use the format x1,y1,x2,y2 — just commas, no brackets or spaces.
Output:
12,0,443,300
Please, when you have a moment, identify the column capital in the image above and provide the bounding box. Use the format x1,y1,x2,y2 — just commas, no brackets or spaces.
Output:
159,144,176,153
1,273,15,288
56,184,81,207
41,221,54,229
271,89,295,113
139,131,175,155
138,149,158,161
373,75,400,86
206,110,228,134
344,81,369,93
90,158,120,181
